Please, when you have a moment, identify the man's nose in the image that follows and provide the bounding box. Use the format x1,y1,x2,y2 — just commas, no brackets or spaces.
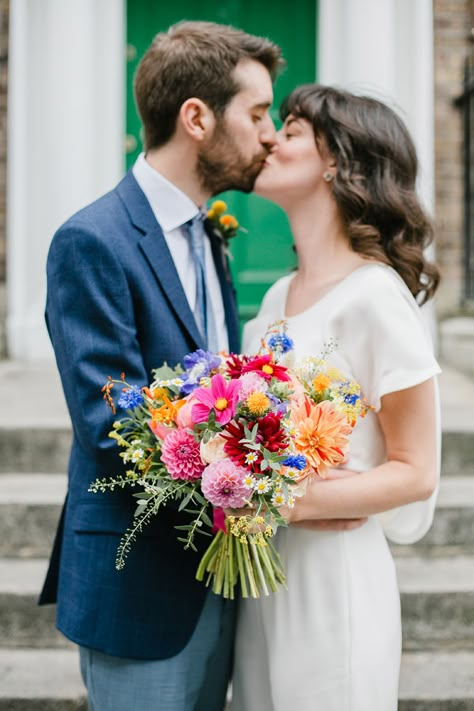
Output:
260,115,277,147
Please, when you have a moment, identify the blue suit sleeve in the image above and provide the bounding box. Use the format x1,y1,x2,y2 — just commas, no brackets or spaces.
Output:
46,223,148,475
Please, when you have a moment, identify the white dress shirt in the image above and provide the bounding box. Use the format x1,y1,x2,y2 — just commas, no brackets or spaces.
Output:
132,153,229,352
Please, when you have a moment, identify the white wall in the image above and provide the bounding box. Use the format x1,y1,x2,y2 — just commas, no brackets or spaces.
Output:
7,0,125,360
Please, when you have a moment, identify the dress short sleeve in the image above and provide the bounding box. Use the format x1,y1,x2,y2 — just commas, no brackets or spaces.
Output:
356,266,441,412
352,266,441,544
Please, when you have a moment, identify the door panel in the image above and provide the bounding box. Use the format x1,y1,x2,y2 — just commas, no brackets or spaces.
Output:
126,2,317,327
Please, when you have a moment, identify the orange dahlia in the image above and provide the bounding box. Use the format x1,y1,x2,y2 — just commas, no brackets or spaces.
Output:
290,397,353,477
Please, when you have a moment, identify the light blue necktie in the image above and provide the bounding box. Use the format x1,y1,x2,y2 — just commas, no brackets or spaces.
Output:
185,214,219,353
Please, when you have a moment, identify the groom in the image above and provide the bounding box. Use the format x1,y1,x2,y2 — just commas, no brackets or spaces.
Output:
39,21,283,711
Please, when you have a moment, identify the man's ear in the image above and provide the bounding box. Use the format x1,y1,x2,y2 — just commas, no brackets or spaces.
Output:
178,98,216,142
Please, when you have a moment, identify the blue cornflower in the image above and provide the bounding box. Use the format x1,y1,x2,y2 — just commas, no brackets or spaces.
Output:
180,349,222,395
118,385,144,410
281,454,307,470
344,393,360,405
267,333,294,354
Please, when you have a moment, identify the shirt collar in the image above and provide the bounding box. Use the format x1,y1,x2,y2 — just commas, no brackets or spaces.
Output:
132,153,200,232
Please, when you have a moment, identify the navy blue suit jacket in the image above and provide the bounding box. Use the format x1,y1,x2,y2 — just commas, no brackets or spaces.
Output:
39,170,240,659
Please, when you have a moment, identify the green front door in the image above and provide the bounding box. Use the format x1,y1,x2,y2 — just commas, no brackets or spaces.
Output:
126,2,317,328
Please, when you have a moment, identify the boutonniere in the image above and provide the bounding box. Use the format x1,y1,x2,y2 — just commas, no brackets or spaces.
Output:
206,200,246,256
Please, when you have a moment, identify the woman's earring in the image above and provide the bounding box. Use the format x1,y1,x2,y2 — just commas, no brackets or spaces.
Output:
323,172,334,182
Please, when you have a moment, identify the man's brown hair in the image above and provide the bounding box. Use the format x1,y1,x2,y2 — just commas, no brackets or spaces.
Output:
134,21,284,150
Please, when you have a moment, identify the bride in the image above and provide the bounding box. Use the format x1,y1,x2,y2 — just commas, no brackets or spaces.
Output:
232,84,441,711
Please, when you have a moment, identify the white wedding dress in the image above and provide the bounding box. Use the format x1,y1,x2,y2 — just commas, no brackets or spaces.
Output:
232,263,441,711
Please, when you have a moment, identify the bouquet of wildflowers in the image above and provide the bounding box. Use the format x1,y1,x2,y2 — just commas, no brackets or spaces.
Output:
91,321,370,598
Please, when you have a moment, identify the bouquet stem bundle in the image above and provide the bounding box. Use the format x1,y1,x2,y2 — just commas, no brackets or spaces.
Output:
196,517,286,599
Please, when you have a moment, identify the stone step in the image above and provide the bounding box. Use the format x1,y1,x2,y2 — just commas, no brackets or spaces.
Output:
397,554,474,649
0,429,72,474
0,474,67,557
402,475,474,548
2,474,473,559
398,651,474,710
2,553,474,650
1,648,473,710
0,648,86,710
0,559,67,648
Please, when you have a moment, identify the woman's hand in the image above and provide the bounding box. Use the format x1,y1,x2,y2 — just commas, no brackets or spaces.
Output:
287,467,368,531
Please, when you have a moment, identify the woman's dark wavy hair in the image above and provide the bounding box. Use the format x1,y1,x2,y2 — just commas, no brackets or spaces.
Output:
281,84,440,303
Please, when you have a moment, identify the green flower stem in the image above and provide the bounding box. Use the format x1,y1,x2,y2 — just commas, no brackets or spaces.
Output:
213,535,228,595
234,537,249,598
241,540,259,598
196,530,224,581
224,537,232,600
249,540,270,596
268,539,287,584
257,543,280,593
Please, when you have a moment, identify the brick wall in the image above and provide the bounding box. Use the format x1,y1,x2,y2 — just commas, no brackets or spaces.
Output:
434,0,473,315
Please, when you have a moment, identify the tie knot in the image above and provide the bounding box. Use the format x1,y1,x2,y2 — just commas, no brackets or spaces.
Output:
188,210,206,227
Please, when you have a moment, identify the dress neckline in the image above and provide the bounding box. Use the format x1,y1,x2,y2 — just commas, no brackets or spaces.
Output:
282,262,389,320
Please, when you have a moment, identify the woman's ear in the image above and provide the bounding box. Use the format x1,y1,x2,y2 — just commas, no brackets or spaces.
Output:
178,98,216,142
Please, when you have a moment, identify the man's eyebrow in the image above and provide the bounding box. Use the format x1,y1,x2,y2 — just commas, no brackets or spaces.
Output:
251,101,272,110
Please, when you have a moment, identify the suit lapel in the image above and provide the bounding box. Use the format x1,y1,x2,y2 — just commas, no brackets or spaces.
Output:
117,171,206,350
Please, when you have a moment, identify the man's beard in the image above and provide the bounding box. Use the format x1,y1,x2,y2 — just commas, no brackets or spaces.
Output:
197,121,268,196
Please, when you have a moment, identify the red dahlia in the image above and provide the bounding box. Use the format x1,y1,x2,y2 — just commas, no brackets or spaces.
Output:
225,353,250,379
222,412,289,472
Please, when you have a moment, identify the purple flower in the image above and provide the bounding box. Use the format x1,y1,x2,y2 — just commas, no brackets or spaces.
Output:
180,350,222,395
118,386,144,410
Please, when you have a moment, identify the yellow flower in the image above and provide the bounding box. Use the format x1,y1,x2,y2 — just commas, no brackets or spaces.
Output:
209,200,227,216
312,373,330,392
326,366,344,381
246,392,270,416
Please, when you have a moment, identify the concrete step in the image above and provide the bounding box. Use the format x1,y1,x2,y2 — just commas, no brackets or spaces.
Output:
0,559,68,648
2,553,474,650
0,429,72,474
0,474,67,557
0,648,86,710
399,651,474,710
2,474,473,559
397,554,474,649
404,475,474,548
1,648,473,711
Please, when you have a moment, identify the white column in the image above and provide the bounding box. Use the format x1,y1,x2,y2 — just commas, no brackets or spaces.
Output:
317,0,436,340
7,0,126,360
318,0,434,213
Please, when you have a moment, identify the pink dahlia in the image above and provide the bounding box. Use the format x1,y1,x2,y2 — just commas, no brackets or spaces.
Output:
238,371,268,400
201,460,249,508
160,428,205,481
